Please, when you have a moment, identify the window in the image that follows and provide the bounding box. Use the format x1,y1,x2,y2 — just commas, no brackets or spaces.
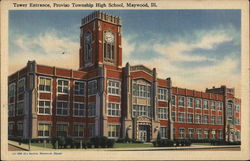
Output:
57,80,69,94
219,130,223,139
108,80,120,95
8,104,15,117
188,129,194,139
171,95,176,106
38,123,51,137
84,31,92,64
16,101,24,116
204,130,209,139
178,113,185,123
179,128,185,139
8,83,15,97
235,104,240,113
197,129,202,139
56,123,68,137
73,124,84,137
187,114,193,123
39,77,51,92
104,30,115,62
211,130,216,139
218,116,223,125
203,115,209,124
133,84,151,98
74,103,84,117
157,108,168,120
235,131,240,141
160,127,167,138
158,88,168,101
195,99,201,108
187,97,193,108
132,105,152,118
218,102,223,110
88,124,95,137
235,118,240,125
195,114,201,124
8,123,14,136
88,80,97,95
178,96,185,107
88,103,96,117
18,78,25,94
211,101,216,110
171,112,175,122
74,81,84,95
108,124,120,138
38,100,51,115
17,122,23,136
227,102,233,118
203,100,208,109
56,101,68,116
108,103,120,116
211,116,216,125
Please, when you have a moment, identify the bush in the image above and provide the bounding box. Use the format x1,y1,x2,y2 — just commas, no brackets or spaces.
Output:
153,139,192,147
107,139,115,148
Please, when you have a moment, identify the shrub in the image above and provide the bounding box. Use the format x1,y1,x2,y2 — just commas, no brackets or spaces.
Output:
107,139,115,148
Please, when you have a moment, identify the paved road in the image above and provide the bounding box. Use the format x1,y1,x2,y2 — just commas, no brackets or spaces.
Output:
8,144,26,151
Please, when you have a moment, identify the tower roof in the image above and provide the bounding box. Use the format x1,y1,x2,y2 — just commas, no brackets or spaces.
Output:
81,11,121,26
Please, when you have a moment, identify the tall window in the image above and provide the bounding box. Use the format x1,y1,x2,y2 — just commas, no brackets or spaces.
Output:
39,77,51,92
17,122,23,136
108,124,120,138
219,130,223,139
73,124,84,137
104,30,115,62
160,127,167,138
38,100,51,115
195,99,201,108
195,114,201,124
178,96,184,107
73,103,84,117
16,101,24,116
56,123,68,137
187,97,193,108
203,115,209,124
88,124,95,137
197,129,202,139
17,78,25,94
188,129,194,139
132,105,152,118
108,103,120,117
211,130,216,139
204,130,209,139
158,88,168,101
8,83,15,97
211,101,216,110
157,108,168,120
227,102,233,119
235,118,240,125
203,100,208,109
218,102,223,110
218,116,223,125
172,95,176,106
74,81,84,95
38,123,51,137
179,128,185,139
88,80,97,95
8,123,14,136
84,31,92,64
8,104,15,117
187,114,193,123
57,80,69,94
211,116,216,125
171,112,176,121
108,80,120,95
133,84,151,98
178,113,185,123
88,103,96,117
56,101,68,116
235,104,240,113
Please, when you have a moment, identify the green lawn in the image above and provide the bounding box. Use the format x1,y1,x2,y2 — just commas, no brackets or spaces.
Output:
31,143,53,149
114,143,153,148
192,143,211,146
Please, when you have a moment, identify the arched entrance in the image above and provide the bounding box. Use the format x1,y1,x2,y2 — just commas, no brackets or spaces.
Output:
135,116,152,142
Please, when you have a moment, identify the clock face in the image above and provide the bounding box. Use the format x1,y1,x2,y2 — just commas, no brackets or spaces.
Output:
104,31,114,43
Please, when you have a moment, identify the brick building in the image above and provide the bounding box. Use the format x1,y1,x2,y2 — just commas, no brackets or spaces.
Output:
8,11,241,142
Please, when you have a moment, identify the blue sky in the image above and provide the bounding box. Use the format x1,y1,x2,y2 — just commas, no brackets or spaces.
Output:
9,10,241,96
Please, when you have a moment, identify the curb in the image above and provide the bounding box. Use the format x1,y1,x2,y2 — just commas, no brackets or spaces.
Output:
8,143,29,151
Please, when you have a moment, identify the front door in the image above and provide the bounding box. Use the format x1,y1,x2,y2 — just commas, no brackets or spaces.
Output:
139,125,150,142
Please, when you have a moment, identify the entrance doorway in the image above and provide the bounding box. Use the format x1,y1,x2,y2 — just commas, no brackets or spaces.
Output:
138,125,150,142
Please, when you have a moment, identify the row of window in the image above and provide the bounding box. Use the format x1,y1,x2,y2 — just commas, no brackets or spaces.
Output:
8,78,25,97
171,95,225,110
177,128,224,139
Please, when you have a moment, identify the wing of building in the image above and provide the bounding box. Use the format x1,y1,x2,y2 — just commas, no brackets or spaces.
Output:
8,11,241,142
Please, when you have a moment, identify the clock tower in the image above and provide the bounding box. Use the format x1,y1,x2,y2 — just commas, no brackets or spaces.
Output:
79,11,122,71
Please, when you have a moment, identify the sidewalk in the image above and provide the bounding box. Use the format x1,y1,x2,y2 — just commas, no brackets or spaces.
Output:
8,140,240,151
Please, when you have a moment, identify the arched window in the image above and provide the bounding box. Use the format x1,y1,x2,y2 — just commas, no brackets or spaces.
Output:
84,31,92,65
103,30,115,62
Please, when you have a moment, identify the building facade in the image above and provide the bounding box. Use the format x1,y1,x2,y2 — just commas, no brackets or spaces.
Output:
8,11,241,142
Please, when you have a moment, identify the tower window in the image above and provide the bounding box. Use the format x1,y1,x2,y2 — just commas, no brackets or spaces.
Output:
104,30,115,62
84,31,92,65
